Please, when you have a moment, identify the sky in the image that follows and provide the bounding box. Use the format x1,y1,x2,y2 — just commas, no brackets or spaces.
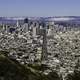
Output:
0,0,80,17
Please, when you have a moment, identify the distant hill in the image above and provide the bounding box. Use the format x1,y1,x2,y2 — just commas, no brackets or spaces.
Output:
0,16,80,25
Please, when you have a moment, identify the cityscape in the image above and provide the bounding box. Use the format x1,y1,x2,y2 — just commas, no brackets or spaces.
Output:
0,0,80,80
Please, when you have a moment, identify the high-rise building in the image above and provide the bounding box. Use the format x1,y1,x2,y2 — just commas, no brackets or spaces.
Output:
22,18,29,32
33,26,37,37
24,18,28,23
5,25,8,33
47,28,53,36
16,20,19,27
3,24,5,31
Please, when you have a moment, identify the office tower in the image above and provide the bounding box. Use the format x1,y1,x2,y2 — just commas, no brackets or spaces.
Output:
47,28,52,36
33,22,40,37
24,18,28,23
22,18,29,32
3,24,5,31
29,21,33,30
16,20,19,27
47,22,54,36
36,22,40,35
23,23,28,32
5,25,8,33
40,25,43,29
33,26,37,37
9,27,15,33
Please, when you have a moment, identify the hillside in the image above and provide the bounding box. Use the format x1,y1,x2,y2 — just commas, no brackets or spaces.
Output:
0,53,61,80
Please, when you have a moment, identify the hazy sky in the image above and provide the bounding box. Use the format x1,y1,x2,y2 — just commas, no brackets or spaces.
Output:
0,0,80,17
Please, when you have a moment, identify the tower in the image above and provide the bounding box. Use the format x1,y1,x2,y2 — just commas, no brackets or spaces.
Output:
5,25,8,33
16,20,19,27
41,22,47,61
24,18,28,23
33,26,37,37
22,18,29,32
3,24,5,31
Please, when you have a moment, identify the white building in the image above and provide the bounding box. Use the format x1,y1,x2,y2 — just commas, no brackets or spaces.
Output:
16,20,19,27
33,26,37,37
47,28,53,36
22,23,29,32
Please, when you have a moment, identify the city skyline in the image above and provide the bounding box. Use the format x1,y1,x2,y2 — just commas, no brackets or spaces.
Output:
0,0,80,17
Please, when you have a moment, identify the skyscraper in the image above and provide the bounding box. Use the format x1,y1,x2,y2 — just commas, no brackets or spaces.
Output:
16,20,19,27
24,18,28,23
22,18,29,32
33,26,37,37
